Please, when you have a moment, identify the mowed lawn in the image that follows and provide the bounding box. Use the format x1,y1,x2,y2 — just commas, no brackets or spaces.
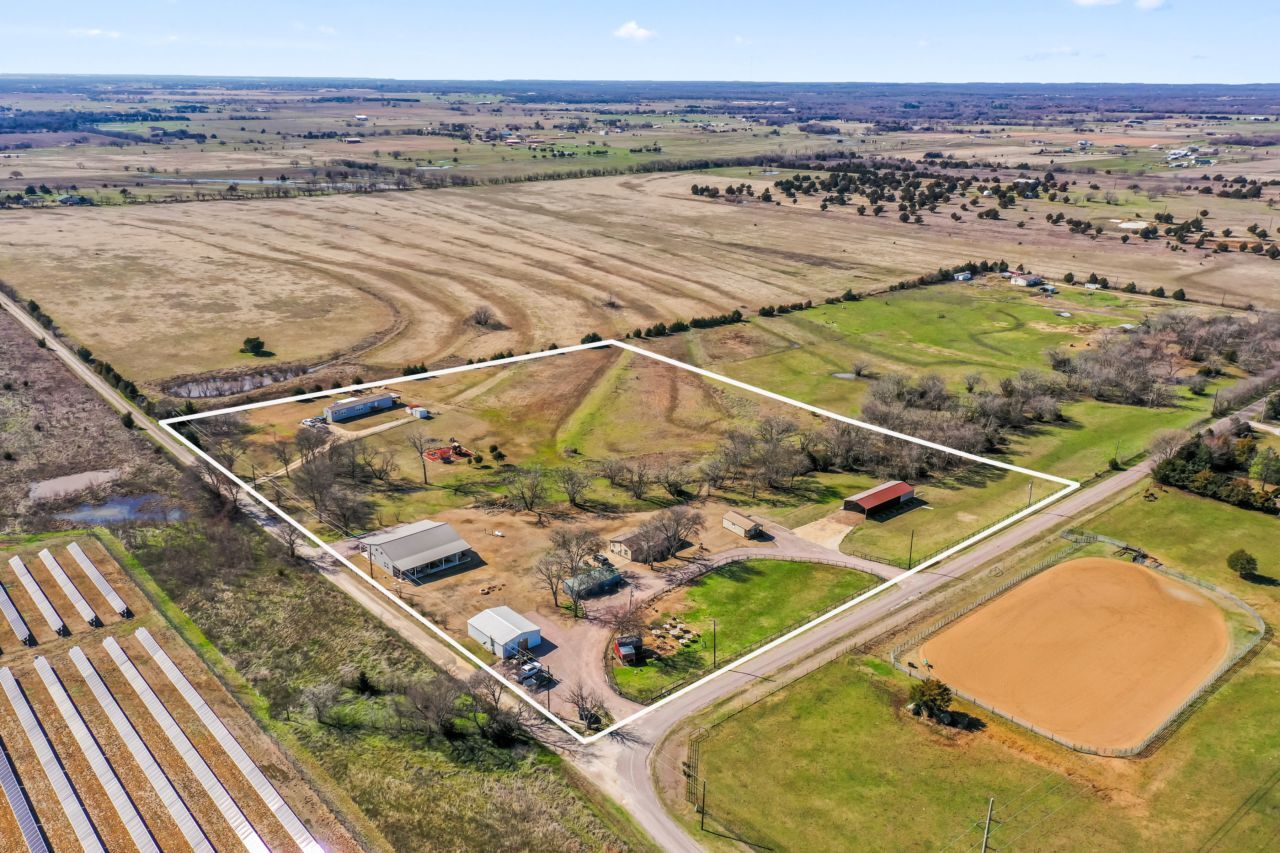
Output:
686,486,1280,851
613,560,879,702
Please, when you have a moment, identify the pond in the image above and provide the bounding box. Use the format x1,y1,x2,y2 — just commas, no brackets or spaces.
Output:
55,495,186,525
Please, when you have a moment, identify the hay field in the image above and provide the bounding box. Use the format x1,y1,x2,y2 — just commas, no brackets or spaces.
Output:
4,171,1274,391
917,557,1230,752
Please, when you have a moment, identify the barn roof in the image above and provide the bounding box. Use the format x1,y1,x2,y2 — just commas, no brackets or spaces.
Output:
846,481,914,512
363,520,470,571
467,606,539,644
723,510,758,529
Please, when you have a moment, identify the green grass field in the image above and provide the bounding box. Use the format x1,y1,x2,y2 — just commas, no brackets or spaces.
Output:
680,483,1280,851
613,559,879,702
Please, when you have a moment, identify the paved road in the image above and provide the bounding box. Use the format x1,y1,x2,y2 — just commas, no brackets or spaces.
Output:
15,290,1268,850
578,397,1267,852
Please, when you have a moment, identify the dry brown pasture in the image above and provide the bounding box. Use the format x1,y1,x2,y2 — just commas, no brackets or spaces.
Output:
2,171,1276,392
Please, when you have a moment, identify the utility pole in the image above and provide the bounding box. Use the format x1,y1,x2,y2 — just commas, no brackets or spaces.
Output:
1027,481,1034,508
981,797,996,852
712,619,717,668
908,529,915,570
700,780,708,831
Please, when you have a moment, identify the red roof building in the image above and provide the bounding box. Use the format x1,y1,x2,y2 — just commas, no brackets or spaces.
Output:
843,481,915,515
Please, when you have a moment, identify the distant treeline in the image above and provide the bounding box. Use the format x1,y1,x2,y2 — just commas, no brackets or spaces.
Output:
0,109,192,134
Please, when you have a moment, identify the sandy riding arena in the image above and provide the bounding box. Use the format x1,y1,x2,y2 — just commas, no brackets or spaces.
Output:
919,558,1230,752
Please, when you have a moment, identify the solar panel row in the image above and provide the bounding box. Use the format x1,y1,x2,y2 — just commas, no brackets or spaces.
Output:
0,733,47,853
65,543,131,619
6,558,66,638
0,667,104,852
33,656,159,853
103,636,270,853
0,585,32,648
36,550,100,628
68,647,214,853
136,627,324,853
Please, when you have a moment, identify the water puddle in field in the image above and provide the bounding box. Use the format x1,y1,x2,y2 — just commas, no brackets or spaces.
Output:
55,495,186,525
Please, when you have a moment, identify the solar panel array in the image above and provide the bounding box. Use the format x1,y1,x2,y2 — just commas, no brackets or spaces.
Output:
65,543,131,619
0,667,104,852
33,656,159,853
103,636,269,853
68,647,214,853
0,733,47,853
136,628,324,853
36,550,100,628
0,583,32,648
6,558,66,638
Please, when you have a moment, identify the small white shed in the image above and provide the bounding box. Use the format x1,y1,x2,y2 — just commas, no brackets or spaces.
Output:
467,607,542,659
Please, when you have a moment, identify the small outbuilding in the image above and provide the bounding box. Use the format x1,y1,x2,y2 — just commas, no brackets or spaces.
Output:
1011,274,1044,287
562,565,623,600
953,271,973,282
844,481,915,517
614,634,643,664
467,606,541,659
722,511,762,539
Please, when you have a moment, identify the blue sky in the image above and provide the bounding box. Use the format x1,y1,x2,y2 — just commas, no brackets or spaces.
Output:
1,1,1272,84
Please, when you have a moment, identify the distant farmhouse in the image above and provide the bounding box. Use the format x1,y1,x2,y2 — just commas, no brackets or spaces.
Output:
363,519,471,581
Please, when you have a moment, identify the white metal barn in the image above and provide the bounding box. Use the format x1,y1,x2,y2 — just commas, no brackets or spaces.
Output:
363,519,471,581
467,607,542,659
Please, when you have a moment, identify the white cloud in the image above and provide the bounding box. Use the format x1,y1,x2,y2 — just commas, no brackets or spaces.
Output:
1071,0,1121,6
733,34,752,46
613,21,655,41
1135,0,1166,9
68,28,122,39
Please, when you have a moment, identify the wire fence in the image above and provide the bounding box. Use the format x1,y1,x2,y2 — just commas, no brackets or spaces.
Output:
890,530,1268,757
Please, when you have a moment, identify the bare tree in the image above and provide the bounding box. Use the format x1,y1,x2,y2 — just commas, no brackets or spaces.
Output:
405,428,432,486
554,466,591,507
1148,429,1190,465
402,677,462,736
294,426,328,463
505,465,549,515
187,456,240,512
595,458,631,490
268,433,294,472
534,555,570,609
651,505,704,557
301,682,342,726
292,457,337,512
963,372,984,394
549,526,604,573
279,522,305,559
325,487,374,533
656,461,693,500
470,304,496,327
626,459,652,500
564,681,608,727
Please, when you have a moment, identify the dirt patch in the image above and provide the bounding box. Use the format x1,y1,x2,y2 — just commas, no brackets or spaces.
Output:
918,558,1230,752
791,512,860,549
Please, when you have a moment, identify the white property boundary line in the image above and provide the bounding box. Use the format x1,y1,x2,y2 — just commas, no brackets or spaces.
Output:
158,339,1078,745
